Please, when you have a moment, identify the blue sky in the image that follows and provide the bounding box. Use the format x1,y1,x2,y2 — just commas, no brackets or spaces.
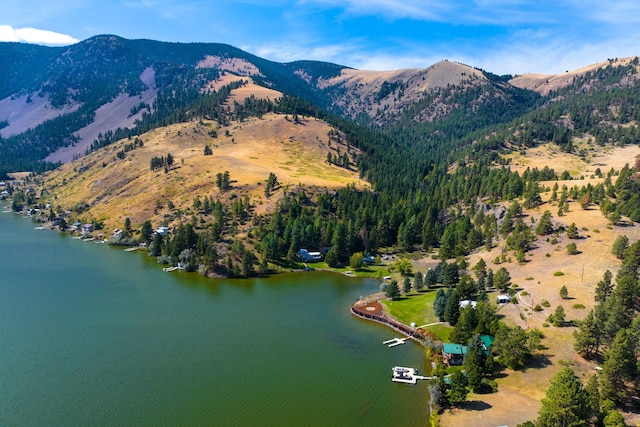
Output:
1,0,640,75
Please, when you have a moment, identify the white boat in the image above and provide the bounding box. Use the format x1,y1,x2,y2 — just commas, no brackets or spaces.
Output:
391,366,418,384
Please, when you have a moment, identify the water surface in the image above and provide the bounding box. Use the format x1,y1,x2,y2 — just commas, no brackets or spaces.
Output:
0,212,428,426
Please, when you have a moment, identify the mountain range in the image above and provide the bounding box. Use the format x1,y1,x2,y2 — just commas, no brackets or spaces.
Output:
2,34,639,176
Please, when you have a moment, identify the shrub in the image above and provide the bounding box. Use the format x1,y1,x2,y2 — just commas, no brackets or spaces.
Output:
521,291,529,296
533,304,543,312
541,300,551,307
481,378,498,393
542,322,549,327
567,242,578,255
545,253,551,257
572,303,585,309
553,271,564,276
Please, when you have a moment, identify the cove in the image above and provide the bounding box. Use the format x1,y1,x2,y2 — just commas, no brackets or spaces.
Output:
0,212,429,426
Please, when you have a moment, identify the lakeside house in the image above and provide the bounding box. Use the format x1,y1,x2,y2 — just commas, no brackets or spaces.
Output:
442,335,495,366
442,343,467,366
155,226,169,235
298,248,322,262
81,224,94,235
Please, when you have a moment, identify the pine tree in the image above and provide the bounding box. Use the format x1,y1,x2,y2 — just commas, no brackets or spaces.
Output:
611,235,629,260
573,309,602,358
444,289,461,326
536,367,590,427
600,329,638,402
403,276,412,294
464,334,486,392
386,279,400,300
553,305,566,327
535,210,554,235
566,222,579,239
494,267,511,293
595,270,614,303
414,271,424,291
559,285,568,299
447,370,469,406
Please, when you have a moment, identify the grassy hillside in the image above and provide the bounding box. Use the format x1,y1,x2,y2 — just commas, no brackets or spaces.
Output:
40,111,364,233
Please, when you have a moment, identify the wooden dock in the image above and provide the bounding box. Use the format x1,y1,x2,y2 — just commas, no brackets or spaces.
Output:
383,337,410,347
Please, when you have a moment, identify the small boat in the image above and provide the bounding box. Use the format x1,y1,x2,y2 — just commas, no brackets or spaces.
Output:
391,366,418,384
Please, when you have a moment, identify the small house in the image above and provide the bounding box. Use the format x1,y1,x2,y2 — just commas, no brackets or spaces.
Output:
298,249,322,262
497,295,510,305
442,344,467,366
155,226,169,235
81,224,94,235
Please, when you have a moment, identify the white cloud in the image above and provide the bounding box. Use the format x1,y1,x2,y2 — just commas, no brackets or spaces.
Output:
0,25,79,45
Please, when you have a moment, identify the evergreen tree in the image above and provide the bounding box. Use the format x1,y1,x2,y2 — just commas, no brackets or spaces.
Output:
494,325,530,370
472,258,487,281
559,285,568,299
403,276,412,294
611,235,629,260
600,329,637,402
566,222,579,239
450,305,478,344
140,220,153,243
536,367,590,427
553,305,566,327
447,370,469,406
414,271,424,291
444,289,461,326
386,279,400,300
486,268,494,289
433,288,447,320
494,267,511,293
595,270,614,303
425,268,438,287
535,210,554,236
573,309,603,358
464,334,487,392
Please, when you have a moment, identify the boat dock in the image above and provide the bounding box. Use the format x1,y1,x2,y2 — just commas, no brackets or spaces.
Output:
163,266,179,272
391,366,431,385
383,337,410,347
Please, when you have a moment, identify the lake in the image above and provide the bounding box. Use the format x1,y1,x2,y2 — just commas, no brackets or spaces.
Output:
0,211,429,426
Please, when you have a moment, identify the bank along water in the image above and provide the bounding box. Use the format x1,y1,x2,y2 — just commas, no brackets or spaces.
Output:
0,212,429,426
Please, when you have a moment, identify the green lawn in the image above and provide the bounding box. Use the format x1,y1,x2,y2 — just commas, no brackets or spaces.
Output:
380,288,453,340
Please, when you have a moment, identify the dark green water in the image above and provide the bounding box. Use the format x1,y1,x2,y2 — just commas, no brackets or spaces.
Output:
0,211,428,426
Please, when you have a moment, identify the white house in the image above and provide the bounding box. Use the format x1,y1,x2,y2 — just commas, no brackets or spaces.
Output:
155,226,169,235
298,249,322,262
497,295,510,305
